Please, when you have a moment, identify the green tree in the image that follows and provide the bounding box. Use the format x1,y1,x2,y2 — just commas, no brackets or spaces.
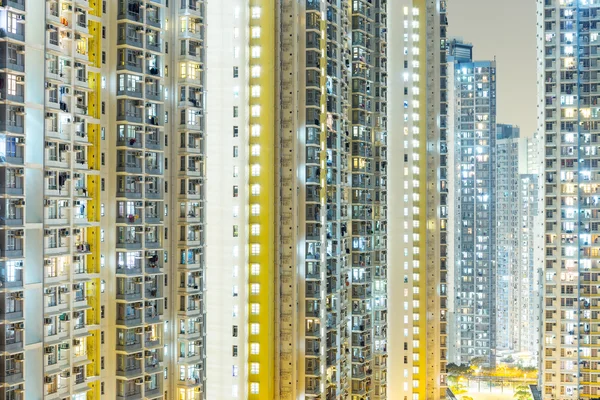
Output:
514,385,533,400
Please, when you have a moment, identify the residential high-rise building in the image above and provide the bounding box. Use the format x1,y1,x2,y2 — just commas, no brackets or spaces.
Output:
495,124,521,353
0,0,391,399
0,0,207,398
447,39,497,367
389,0,447,399
517,172,542,366
538,0,600,398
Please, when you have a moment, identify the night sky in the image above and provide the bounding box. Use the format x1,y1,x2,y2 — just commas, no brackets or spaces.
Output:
448,0,537,137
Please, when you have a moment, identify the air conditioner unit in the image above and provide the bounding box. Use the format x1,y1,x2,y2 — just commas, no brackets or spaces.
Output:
44,259,53,266
15,230,24,237
45,112,54,119
16,75,25,83
14,292,23,299
73,200,81,206
135,201,144,208
134,277,143,283
135,327,143,334
73,339,80,346
72,228,81,235
136,176,143,183
15,107,25,115
16,168,24,176
16,14,25,22
16,137,25,144
144,375,152,382
45,82,53,89
59,286,68,293
44,376,53,383
44,347,53,354
136,26,144,33
135,378,143,385
15,199,25,207
46,24,54,32
15,323,24,330
44,318,52,325
135,352,143,359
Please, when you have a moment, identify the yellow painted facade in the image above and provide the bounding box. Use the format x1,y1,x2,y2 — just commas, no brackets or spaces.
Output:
248,1,276,398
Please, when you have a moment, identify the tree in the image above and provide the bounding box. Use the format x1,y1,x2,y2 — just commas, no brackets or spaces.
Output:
514,385,533,400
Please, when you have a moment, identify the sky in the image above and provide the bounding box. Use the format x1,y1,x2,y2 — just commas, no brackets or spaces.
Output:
448,0,537,137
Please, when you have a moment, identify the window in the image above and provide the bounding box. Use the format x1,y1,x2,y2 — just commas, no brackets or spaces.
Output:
251,224,260,236
232,345,238,357
250,343,260,355
251,164,260,176
250,363,260,375
233,225,238,237
251,46,261,58
251,7,261,18
101,127,105,140
101,203,105,216
250,323,260,335
233,146,238,157
251,184,260,196
233,166,239,177
233,186,238,197
251,105,260,117
251,264,260,275
233,67,239,78
233,106,238,118
251,204,260,216
251,125,260,137
232,365,239,377
251,86,261,97
101,178,105,191
251,27,261,38
233,126,239,137
232,325,238,337
251,66,261,78
102,51,106,64
102,26,106,38
251,244,260,255
250,383,259,394
251,303,260,315
251,284,260,295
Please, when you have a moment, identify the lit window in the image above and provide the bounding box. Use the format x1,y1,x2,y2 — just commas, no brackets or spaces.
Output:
251,264,260,275
233,86,240,98
250,323,260,335
251,105,261,117
251,243,260,255
232,305,238,317
251,46,261,58
251,204,260,216
250,383,259,394
251,303,260,315
250,343,260,355
251,164,261,176
251,66,261,77
251,7,261,19
233,27,239,39
233,165,239,177
251,184,260,196
251,27,261,38
251,224,260,236
250,362,260,375
251,125,261,137
251,145,260,156
251,86,261,97
233,47,240,58
233,206,239,217
251,283,260,295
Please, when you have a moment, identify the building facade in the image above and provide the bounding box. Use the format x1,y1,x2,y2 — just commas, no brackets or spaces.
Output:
447,40,497,367
389,0,448,399
539,0,600,398
495,124,521,352
0,0,392,399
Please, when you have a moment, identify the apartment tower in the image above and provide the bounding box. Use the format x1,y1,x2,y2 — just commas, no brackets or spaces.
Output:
0,0,208,398
447,39,497,367
539,0,600,398
495,123,521,353
389,0,448,399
